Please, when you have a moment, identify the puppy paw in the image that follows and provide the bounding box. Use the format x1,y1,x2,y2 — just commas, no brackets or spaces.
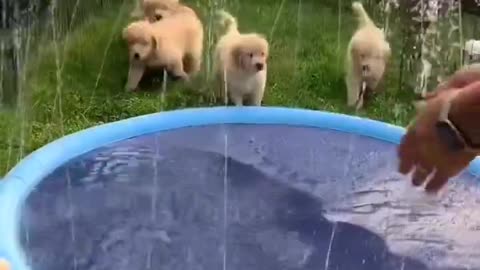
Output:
347,101,357,107
125,84,139,92
172,72,190,82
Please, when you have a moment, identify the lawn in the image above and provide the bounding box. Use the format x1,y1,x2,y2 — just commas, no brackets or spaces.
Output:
0,0,421,176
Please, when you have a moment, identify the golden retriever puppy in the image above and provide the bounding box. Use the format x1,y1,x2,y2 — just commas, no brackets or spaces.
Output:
122,16,203,91
345,2,391,109
130,0,180,20
142,0,194,23
214,10,269,106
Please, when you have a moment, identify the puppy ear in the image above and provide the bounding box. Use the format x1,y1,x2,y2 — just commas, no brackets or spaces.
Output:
231,45,244,69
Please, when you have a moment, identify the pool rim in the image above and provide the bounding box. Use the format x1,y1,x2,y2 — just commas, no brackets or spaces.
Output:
1,106,480,270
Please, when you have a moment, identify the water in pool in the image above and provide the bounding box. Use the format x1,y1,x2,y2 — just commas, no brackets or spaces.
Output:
20,125,480,270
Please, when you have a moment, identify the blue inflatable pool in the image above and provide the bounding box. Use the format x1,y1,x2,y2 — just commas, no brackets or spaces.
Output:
1,107,480,270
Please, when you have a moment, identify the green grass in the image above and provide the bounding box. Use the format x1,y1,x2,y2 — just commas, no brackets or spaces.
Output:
0,0,420,176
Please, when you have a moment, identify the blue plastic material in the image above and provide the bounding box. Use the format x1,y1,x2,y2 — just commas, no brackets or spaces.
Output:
1,106,479,270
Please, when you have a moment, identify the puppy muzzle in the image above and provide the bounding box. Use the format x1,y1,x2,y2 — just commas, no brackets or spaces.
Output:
362,64,369,73
255,63,264,71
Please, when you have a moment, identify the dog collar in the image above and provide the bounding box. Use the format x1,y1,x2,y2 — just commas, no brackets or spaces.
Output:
435,91,480,153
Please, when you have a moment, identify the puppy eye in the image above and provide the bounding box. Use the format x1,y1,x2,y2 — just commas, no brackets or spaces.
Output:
261,52,265,56
155,14,163,21
249,53,253,58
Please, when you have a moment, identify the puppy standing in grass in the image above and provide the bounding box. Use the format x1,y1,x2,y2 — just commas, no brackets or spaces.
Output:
214,10,269,106
345,2,391,109
122,7,203,91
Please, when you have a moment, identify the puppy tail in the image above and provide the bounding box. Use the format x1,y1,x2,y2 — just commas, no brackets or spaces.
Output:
216,10,239,35
352,2,374,28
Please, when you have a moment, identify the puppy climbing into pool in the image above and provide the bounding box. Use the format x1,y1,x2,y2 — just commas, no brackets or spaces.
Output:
214,10,269,106
122,9,203,91
345,2,391,110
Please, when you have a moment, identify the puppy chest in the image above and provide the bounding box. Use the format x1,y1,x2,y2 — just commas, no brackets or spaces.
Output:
228,72,265,94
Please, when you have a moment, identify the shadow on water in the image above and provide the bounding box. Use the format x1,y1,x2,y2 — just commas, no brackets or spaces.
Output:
228,157,428,270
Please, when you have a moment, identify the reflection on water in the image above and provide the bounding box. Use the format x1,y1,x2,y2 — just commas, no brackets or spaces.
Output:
19,125,480,270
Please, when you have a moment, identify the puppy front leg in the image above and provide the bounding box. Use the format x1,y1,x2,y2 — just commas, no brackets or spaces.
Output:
250,87,265,106
346,72,362,107
230,92,243,106
216,72,229,104
125,63,145,91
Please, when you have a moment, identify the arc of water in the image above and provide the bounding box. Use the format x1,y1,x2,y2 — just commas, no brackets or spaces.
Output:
269,0,286,42
50,0,66,136
324,222,337,270
83,0,128,115
12,0,32,163
66,169,78,270
293,0,302,78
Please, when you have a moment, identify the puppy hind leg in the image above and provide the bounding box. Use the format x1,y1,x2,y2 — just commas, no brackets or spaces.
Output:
191,30,204,76
168,57,190,82
189,44,203,77
182,54,193,74
125,63,146,91
182,53,201,78
188,53,202,77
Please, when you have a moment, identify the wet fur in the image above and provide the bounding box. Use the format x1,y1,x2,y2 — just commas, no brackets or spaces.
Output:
122,14,203,91
345,2,391,109
214,10,269,106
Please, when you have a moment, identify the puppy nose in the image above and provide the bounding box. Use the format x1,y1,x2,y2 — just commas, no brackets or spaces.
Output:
362,65,369,72
255,63,264,71
133,53,140,60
